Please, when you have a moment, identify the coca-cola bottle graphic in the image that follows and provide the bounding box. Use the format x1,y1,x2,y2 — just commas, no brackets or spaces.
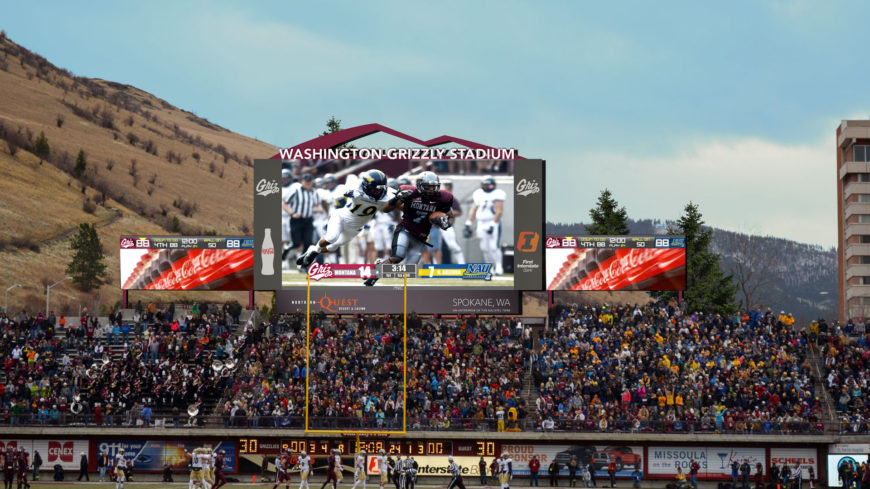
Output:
261,227,275,276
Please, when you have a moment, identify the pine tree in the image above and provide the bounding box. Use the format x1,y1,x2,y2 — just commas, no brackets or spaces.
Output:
676,202,737,315
66,223,107,291
585,189,630,235
73,149,87,178
320,116,356,149
33,131,50,158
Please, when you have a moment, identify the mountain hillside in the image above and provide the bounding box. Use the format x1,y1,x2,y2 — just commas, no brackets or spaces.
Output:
0,34,275,312
547,219,837,322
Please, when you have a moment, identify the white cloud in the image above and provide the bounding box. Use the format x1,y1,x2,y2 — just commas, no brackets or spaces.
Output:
547,137,837,247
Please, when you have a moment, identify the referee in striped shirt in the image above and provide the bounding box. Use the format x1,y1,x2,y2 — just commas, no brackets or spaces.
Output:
281,173,323,266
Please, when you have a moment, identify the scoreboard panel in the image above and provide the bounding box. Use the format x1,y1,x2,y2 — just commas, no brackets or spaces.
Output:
545,235,686,249
235,438,493,456
120,236,255,250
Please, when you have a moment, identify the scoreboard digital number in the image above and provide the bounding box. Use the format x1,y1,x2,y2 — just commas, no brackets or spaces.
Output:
242,438,498,456
377,263,418,279
549,235,686,249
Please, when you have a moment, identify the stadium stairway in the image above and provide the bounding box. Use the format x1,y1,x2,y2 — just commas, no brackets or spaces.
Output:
521,323,544,410
806,343,838,429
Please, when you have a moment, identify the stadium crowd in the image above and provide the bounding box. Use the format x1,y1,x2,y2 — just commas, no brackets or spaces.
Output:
219,312,307,428
306,314,404,430
406,314,528,431
5,298,870,435
533,305,824,434
821,319,870,433
0,301,246,426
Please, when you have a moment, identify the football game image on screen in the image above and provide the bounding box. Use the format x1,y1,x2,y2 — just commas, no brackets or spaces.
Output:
254,159,545,292
120,236,255,290
546,235,686,291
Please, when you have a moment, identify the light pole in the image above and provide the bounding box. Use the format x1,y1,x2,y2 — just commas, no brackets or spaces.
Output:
4,284,22,314
46,277,72,317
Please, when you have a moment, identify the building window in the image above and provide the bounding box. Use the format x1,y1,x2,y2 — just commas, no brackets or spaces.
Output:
861,235,870,243
860,194,870,203
860,173,870,182
857,146,870,162
860,215,870,223
862,277,870,285
862,297,870,305
861,256,870,264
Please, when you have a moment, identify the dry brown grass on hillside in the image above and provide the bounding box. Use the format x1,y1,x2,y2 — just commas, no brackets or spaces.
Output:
0,36,276,241
0,36,278,311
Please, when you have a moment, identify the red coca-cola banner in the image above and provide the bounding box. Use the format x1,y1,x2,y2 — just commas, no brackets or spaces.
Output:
547,248,686,291
120,248,254,290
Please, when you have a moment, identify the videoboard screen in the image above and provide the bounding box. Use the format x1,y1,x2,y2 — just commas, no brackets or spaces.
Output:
253,159,544,293
546,235,686,291
119,236,254,290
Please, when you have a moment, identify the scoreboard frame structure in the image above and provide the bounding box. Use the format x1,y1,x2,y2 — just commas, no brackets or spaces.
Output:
304,274,409,435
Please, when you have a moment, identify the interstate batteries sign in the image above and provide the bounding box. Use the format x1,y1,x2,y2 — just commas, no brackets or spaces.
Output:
276,289,520,314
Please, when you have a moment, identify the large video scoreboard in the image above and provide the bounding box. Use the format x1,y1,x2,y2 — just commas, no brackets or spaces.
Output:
119,157,689,312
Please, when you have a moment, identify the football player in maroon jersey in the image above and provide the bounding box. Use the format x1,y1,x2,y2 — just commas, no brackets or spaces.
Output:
364,171,454,286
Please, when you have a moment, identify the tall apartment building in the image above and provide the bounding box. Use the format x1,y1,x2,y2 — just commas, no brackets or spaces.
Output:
837,120,870,320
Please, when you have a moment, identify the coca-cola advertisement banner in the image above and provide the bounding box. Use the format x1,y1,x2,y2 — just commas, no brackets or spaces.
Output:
0,439,88,471
547,245,686,291
120,236,254,290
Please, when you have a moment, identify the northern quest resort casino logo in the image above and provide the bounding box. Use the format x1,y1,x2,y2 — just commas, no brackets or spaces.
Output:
255,178,280,197
515,178,540,197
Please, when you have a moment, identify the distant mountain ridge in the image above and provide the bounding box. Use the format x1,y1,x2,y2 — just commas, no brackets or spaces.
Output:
546,219,837,321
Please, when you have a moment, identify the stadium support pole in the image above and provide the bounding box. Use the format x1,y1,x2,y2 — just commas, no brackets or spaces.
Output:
305,273,310,432
402,275,408,433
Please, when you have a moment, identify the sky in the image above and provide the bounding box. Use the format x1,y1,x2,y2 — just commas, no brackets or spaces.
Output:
1,0,865,247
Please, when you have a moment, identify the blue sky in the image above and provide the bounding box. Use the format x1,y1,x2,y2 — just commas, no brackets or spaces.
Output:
1,0,864,247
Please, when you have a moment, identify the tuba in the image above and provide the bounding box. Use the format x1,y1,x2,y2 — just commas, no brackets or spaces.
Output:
221,359,236,377
187,403,200,425
212,359,224,374
71,394,83,414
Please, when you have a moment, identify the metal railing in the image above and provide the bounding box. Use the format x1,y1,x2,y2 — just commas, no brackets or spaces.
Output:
0,414,845,435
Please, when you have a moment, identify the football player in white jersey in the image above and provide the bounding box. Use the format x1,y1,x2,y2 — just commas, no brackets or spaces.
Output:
114,448,129,489
464,176,506,275
351,450,368,489
497,454,513,489
376,449,389,489
297,451,312,489
297,170,398,268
